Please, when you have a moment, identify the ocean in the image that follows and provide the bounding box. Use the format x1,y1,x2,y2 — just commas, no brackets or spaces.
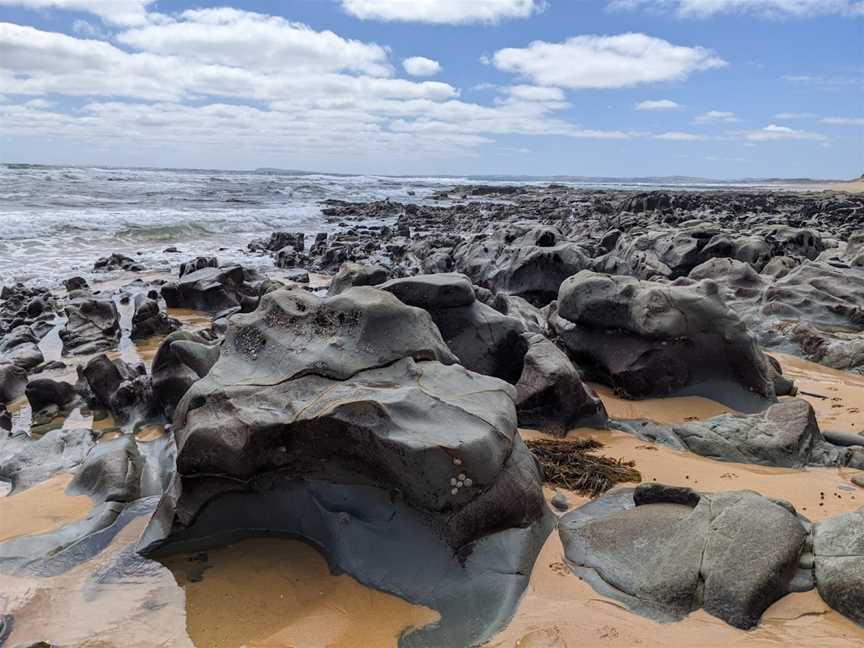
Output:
0,164,797,289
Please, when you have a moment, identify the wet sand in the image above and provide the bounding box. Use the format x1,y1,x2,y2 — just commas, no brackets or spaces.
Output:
592,384,732,423
775,352,864,435
524,426,860,521
0,473,92,542
488,532,864,648
161,537,440,648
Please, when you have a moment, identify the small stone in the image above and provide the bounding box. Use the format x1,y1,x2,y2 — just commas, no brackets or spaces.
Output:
453,458,463,466
551,490,569,512
852,474,864,488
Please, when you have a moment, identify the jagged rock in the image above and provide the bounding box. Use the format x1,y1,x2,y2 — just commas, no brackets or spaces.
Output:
559,487,809,629
0,428,96,492
515,333,607,434
328,262,389,296
138,286,551,647
553,270,775,410
60,296,120,355
763,261,864,330
379,273,475,310
178,256,217,278
130,294,181,339
453,225,591,306
0,363,26,404
80,355,155,424
25,379,77,416
161,265,260,313
152,331,221,419
624,399,864,469
813,507,864,627
94,253,144,272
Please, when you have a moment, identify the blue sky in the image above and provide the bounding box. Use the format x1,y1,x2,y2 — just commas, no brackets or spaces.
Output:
0,0,861,178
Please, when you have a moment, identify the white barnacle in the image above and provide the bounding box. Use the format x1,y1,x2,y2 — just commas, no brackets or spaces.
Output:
464,478,473,487
457,481,464,487
458,473,466,481
451,488,458,495
453,458,463,466
450,477,458,486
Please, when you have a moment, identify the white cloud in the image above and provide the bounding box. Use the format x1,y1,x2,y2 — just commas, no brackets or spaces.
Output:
492,33,726,89
694,110,739,123
0,0,155,26
505,85,566,102
118,8,392,77
773,111,817,119
783,74,863,87
820,116,864,125
608,0,864,18
742,124,828,141
341,0,545,24
635,99,681,110
72,19,111,40
653,131,708,140
403,56,442,77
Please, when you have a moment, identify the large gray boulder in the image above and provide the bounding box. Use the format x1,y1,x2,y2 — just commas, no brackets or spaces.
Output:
553,271,775,410
453,225,591,306
626,399,863,469
0,363,27,404
515,333,607,434
151,330,220,419
161,265,261,313
380,273,528,384
559,486,809,629
328,261,389,296
138,286,551,647
813,508,864,627
59,296,120,355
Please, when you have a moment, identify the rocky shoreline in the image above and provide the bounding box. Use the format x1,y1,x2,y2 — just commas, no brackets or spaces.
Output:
2,185,864,647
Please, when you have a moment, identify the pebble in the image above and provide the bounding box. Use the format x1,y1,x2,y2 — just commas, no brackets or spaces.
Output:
852,474,864,489
551,490,569,512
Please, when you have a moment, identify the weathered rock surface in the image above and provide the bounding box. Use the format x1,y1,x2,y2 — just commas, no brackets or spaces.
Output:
553,270,775,410
138,286,552,647
623,399,864,469
60,295,120,355
453,225,591,306
515,333,607,434
161,265,263,313
151,330,220,419
813,507,864,627
559,486,809,629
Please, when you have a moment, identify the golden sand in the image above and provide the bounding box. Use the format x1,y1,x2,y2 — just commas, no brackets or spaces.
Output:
591,384,732,423
161,537,440,648
775,352,864,435
0,473,92,542
487,532,864,648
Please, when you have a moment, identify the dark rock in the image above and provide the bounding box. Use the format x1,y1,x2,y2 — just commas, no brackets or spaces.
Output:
0,363,27,404
328,262,389,296
554,271,775,410
161,265,259,313
178,256,217,278
25,379,77,415
60,296,120,355
559,487,808,629
93,253,144,272
515,333,607,434
813,507,864,627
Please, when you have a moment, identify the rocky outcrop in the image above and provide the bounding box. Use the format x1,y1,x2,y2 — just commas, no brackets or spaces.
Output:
453,225,591,306
0,363,27,404
559,485,810,629
161,265,264,313
80,355,156,425
813,507,864,627
328,262,389,296
138,286,552,647
60,295,120,355
553,270,775,410
151,330,220,420
381,273,529,383
624,398,864,469
515,333,607,434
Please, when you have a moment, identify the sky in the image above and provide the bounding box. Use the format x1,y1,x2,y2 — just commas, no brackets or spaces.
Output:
0,0,862,178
